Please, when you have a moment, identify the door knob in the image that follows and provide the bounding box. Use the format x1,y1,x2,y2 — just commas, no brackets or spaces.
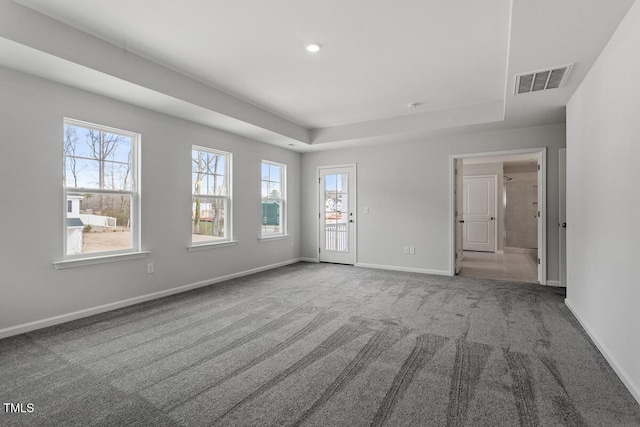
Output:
562,223,566,228
458,220,464,223
490,217,495,220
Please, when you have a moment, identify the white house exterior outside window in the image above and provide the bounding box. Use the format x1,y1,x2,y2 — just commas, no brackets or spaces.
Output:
191,146,231,245
261,160,286,237
63,119,140,257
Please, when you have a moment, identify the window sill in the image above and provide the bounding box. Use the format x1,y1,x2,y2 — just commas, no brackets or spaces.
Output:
53,251,150,270
259,234,291,242
187,240,238,252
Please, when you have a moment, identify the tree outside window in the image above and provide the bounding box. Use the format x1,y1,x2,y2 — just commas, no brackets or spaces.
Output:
63,119,139,256
192,146,231,244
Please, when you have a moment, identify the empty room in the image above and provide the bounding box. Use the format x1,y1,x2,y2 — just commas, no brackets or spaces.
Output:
1,0,639,426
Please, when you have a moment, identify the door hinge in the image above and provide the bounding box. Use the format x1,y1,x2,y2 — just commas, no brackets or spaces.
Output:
455,168,458,175
538,211,541,218
537,164,541,171
455,252,458,259
537,258,541,265
319,213,321,219
318,178,321,184
318,247,321,254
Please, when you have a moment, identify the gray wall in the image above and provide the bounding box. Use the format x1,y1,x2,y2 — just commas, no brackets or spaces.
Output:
566,0,640,402
301,124,565,279
0,64,566,336
0,67,301,332
504,163,537,173
504,172,538,249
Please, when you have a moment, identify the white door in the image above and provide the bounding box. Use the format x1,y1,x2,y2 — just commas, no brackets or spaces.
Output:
455,159,464,273
463,175,497,252
559,149,567,286
319,166,356,264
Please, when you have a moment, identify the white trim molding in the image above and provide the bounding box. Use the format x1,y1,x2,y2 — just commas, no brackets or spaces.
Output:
259,234,291,242
355,262,449,276
546,280,564,287
1,258,302,339
565,299,640,405
53,251,150,269
187,240,238,251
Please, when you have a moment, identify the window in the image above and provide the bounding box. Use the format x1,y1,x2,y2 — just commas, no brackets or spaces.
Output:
63,119,139,257
192,146,231,244
261,160,286,237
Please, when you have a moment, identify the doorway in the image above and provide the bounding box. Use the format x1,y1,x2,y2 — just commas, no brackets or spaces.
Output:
559,148,567,286
318,165,356,265
451,149,546,284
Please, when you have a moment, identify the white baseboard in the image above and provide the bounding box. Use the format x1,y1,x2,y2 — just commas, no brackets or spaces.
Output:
546,280,564,287
565,298,640,405
355,262,451,277
300,257,319,263
0,258,303,340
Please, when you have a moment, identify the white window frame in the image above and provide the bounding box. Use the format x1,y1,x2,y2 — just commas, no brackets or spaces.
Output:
261,160,286,238
59,118,142,264
190,145,232,247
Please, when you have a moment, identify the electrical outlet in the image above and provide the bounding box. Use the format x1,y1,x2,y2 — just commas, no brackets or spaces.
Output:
410,247,415,255
404,246,410,254
147,262,154,274
364,206,370,214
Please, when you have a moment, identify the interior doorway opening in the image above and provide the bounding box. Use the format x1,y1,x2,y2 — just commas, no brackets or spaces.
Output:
451,148,546,284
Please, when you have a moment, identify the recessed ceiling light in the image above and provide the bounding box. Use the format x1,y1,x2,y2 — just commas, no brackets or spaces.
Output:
288,143,295,146
305,43,321,53
407,103,421,109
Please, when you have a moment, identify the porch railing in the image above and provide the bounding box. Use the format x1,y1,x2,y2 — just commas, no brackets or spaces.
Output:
325,222,348,251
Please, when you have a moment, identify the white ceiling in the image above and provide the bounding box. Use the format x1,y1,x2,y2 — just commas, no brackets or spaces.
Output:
1,0,637,151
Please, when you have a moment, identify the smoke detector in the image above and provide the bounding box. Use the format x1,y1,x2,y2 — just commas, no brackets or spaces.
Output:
514,64,573,95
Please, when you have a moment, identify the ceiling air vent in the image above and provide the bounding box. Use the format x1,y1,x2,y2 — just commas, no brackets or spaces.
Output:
515,64,573,95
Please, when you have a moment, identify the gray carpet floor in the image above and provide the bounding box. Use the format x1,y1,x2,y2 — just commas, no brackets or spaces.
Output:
1,262,639,426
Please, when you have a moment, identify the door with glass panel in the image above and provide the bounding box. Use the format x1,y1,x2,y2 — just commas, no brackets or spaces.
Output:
319,166,355,265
